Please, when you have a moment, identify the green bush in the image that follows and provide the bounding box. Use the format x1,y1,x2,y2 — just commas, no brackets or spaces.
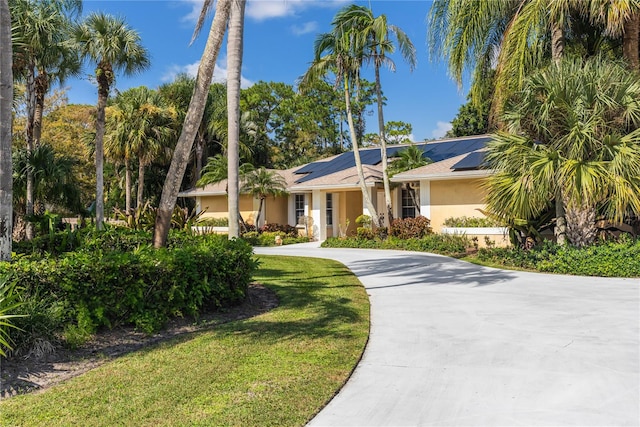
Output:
356,227,375,240
322,233,470,257
443,216,503,228
242,231,308,246
477,237,640,277
1,234,258,354
389,216,432,239
259,223,298,237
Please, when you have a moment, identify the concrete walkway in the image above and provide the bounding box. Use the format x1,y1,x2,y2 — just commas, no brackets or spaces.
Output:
253,243,640,426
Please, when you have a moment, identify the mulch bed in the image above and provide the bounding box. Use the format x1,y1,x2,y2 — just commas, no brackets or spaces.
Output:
0,283,278,399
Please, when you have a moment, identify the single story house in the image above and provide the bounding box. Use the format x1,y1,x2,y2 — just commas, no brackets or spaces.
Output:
179,134,507,245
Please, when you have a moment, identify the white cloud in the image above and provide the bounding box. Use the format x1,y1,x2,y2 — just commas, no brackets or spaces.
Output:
431,122,452,139
180,0,206,24
180,0,350,23
162,59,254,89
291,21,318,36
247,0,296,20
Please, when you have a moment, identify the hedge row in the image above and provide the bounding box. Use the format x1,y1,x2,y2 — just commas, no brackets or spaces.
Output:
477,237,640,277
322,234,470,257
2,232,257,354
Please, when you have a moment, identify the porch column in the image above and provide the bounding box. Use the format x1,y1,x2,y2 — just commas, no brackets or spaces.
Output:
288,194,294,226
420,180,431,219
311,189,324,241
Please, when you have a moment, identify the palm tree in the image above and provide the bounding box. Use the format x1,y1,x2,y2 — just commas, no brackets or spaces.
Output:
388,145,432,214
153,0,231,248
579,0,640,70
226,0,247,239
197,153,254,231
300,24,380,226
13,144,82,215
105,87,176,212
333,5,416,225
197,153,254,191
428,0,640,117
0,0,13,261
11,0,82,238
73,13,150,230
158,75,221,183
484,56,640,247
241,167,288,228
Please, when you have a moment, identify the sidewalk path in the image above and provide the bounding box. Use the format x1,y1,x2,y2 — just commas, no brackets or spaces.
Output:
253,244,640,426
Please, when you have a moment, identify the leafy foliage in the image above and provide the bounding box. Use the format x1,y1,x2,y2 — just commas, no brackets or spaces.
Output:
2,231,257,354
485,56,640,247
443,216,503,228
113,202,203,232
242,231,308,246
389,216,432,239
0,280,24,357
322,234,470,257
258,223,298,237
477,236,640,277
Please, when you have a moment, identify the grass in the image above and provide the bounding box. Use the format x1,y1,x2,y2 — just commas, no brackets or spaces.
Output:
0,255,370,426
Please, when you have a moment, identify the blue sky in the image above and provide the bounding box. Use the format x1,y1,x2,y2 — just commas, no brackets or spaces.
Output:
67,0,469,141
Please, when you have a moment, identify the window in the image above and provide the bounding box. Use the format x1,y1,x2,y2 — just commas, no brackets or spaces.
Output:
326,194,333,226
401,188,416,219
295,194,305,223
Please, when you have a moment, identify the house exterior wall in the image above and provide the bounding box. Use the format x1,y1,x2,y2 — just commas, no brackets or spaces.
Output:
265,195,288,225
199,194,258,225
343,190,363,236
429,178,487,231
198,195,228,219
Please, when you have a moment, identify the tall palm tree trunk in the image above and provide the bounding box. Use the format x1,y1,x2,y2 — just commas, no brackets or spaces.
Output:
95,72,109,230
0,0,13,260
24,67,36,239
555,191,567,245
550,21,565,64
153,0,231,248
125,158,132,212
344,79,379,227
565,202,596,248
374,60,393,225
623,13,639,71
227,0,246,239
137,161,145,208
551,21,567,244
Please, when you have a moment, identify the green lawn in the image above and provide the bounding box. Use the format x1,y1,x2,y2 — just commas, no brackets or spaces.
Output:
0,255,370,426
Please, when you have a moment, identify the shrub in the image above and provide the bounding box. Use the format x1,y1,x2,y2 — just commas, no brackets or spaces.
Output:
259,223,298,237
0,280,25,357
113,203,203,232
322,233,470,257
356,227,375,240
242,231,308,246
355,215,372,228
1,234,258,353
389,216,432,240
13,227,83,256
477,236,640,277
443,216,503,228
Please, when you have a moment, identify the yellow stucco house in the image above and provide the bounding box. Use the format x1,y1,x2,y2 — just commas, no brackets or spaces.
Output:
179,134,507,244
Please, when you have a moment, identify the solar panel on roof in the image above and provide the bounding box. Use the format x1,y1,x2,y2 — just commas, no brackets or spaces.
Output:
451,151,487,170
293,136,491,184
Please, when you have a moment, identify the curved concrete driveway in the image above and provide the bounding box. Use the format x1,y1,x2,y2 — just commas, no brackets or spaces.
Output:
254,243,639,426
